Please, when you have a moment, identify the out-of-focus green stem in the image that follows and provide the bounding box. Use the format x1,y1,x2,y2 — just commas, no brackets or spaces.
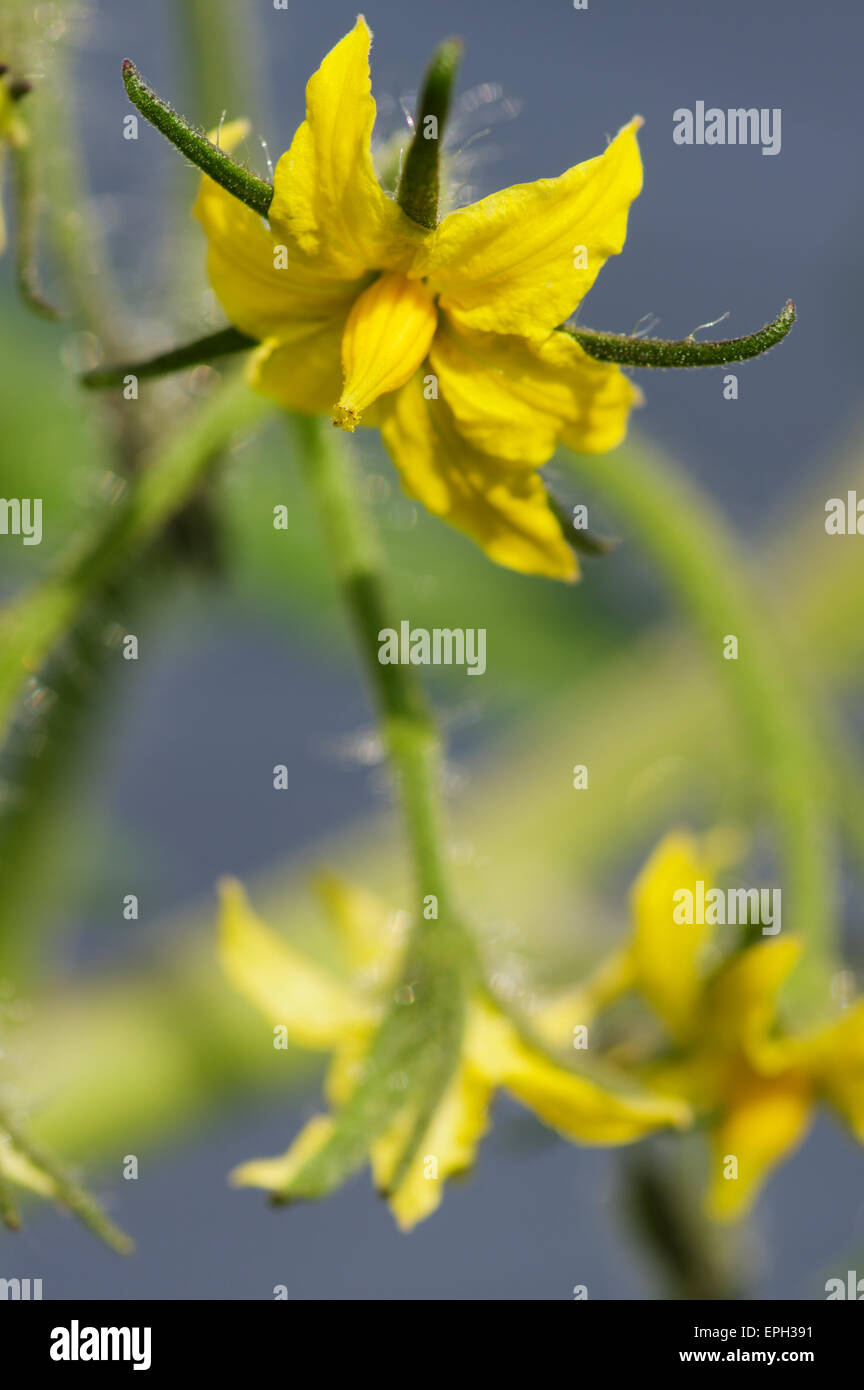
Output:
0,378,271,742
0,1164,21,1230
566,435,836,1010
622,1147,738,1299
0,1105,132,1253
175,0,265,131
81,326,256,389
281,413,469,1199
293,414,456,923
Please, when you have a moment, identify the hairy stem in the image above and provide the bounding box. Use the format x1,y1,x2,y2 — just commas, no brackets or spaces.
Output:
122,59,273,217
281,413,469,1198
566,301,795,368
396,38,463,230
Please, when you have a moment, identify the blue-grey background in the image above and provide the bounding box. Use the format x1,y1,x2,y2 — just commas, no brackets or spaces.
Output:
3,0,864,1299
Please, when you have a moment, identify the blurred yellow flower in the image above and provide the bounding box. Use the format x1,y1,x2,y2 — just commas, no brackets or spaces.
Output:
537,833,864,1220
194,16,643,580
218,874,689,1230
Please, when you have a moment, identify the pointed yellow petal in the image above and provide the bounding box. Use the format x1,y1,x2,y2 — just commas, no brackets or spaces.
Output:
333,272,438,430
421,118,643,338
531,947,635,1051
430,317,639,464
193,168,360,342
324,1036,370,1108
800,998,864,1141
378,373,577,580
704,938,802,1058
230,1114,334,1191
628,832,716,1041
268,17,424,279
218,878,373,1048
313,872,405,985
373,1065,493,1230
466,1001,690,1144
245,319,349,414
706,1070,812,1220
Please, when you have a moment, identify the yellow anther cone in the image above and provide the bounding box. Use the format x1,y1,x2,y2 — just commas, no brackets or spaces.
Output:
333,272,437,430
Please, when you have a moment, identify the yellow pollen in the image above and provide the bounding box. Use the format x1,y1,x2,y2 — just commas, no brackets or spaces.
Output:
334,272,438,431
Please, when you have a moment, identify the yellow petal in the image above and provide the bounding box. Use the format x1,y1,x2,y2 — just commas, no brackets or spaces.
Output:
466,1001,690,1144
628,832,715,1042
193,163,360,343
334,272,438,430
267,17,424,280
421,118,643,338
324,1036,370,1108
378,373,578,580
230,1114,334,1191
531,947,635,1051
373,1065,493,1230
218,878,373,1048
313,871,405,985
245,318,349,414
706,1070,812,1220
430,316,639,464
704,938,802,1058
799,998,864,1141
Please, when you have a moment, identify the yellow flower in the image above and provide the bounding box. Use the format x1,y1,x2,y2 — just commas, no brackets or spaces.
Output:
194,16,643,580
537,832,864,1220
218,874,689,1230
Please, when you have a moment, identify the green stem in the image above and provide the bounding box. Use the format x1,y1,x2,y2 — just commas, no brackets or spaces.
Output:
566,300,795,368
292,414,454,916
396,38,463,229
0,1107,132,1253
122,59,273,217
0,377,271,744
278,413,469,1200
565,435,836,1011
10,136,60,319
622,1147,738,1300
0,1163,20,1231
81,326,255,389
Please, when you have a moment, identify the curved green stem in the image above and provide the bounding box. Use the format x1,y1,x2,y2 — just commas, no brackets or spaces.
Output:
565,434,836,1012
566,300,795,368
280,413,470,1200
121,59,273,217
